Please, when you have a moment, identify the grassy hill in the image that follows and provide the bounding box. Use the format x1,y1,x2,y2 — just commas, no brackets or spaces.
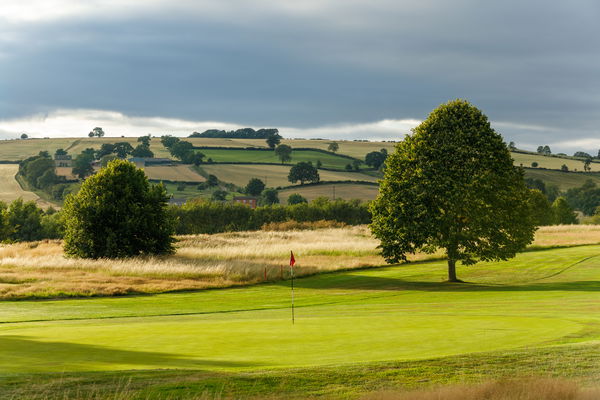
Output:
3,137,599,203
0,233,598,397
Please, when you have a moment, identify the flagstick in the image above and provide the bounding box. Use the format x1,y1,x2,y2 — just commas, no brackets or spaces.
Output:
291,265,295,325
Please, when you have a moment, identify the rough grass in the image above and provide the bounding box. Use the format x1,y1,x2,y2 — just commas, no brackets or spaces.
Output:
361,379,600,400
0,225,598,299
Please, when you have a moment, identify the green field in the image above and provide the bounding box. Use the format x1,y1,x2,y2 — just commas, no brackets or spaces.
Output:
197,148,356,169
0,245,598,397
279,182,379,202
524,168,600,190
201,164,378,187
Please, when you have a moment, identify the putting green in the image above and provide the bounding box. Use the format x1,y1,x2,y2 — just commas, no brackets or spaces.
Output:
0,245,599,374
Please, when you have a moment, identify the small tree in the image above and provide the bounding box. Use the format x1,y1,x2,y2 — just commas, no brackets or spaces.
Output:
55,148,68,157
131,144,154,158
62,159,175,258
114,142,134,158
365,151,387,169
561,164,569,172
552,197,577,224
275,144,293,164
260,188,279,205
245,178,265,196
370,100,536,282
583,158,592,172
531,162,538,168
212,190,228,201
266,133,282,149
72,151,95,179
20,133,28,139
137,135,151,146
89,127,105,137
287,193,307,205
528,189,554,226
288,162,320,185
328,142,339,153
508,141,516,150
206,174,219,187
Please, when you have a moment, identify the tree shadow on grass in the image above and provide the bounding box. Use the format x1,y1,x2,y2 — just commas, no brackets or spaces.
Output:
0,335,261,373
286,274,600,293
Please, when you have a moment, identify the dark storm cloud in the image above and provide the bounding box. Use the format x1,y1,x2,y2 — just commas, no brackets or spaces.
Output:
1,0,599,151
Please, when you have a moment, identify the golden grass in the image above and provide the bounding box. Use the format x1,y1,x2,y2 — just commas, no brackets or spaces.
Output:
0,225,597,299
361,378,600,400
0,164,53,207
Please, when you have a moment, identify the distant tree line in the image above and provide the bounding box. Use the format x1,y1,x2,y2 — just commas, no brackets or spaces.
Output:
190,128,280,139
160,136,204,165
0,199,63,242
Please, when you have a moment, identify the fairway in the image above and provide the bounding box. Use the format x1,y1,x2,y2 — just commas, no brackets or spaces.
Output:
201,164,378,187
0,245,598,375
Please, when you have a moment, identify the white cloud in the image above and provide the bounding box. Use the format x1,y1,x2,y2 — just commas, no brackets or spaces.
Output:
0,108,418,141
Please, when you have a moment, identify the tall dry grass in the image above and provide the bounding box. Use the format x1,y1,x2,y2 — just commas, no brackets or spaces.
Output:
361,378,600,400
0,225,598,299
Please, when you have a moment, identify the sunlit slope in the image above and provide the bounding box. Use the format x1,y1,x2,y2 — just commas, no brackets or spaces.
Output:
0,245,598,373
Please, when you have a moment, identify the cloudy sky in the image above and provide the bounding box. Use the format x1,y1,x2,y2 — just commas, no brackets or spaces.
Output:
1,0,599,153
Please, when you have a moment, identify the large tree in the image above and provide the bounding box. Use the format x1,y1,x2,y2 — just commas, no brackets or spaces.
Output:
370,100,536,282
265,133,282,149
62,159,174,258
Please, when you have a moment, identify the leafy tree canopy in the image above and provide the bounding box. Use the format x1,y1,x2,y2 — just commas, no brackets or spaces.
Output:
288,162,320,185
275,144,293,163
62,159,175,258
89,127,105,137
266,133,282,149
287,193,307,205
327,142,339,153
245,178,265,196
552,197,578,224
370,99,536,282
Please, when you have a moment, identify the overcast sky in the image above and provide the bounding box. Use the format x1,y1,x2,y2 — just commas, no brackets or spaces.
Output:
1,0,599,153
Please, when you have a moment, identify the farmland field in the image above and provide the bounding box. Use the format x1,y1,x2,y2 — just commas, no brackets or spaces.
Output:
66,137,171,158
197,148,355,169
279,182,379,202
0,228,598,398
201,164,378,187
524,168,600,190
143,165,205,182
0,164,53,207
0,138,76,161
512,151,600,172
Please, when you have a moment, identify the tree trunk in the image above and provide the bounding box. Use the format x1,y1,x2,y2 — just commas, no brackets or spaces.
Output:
447,258,459,282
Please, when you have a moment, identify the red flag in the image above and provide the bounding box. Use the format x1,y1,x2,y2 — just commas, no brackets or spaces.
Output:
290,251,296,267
